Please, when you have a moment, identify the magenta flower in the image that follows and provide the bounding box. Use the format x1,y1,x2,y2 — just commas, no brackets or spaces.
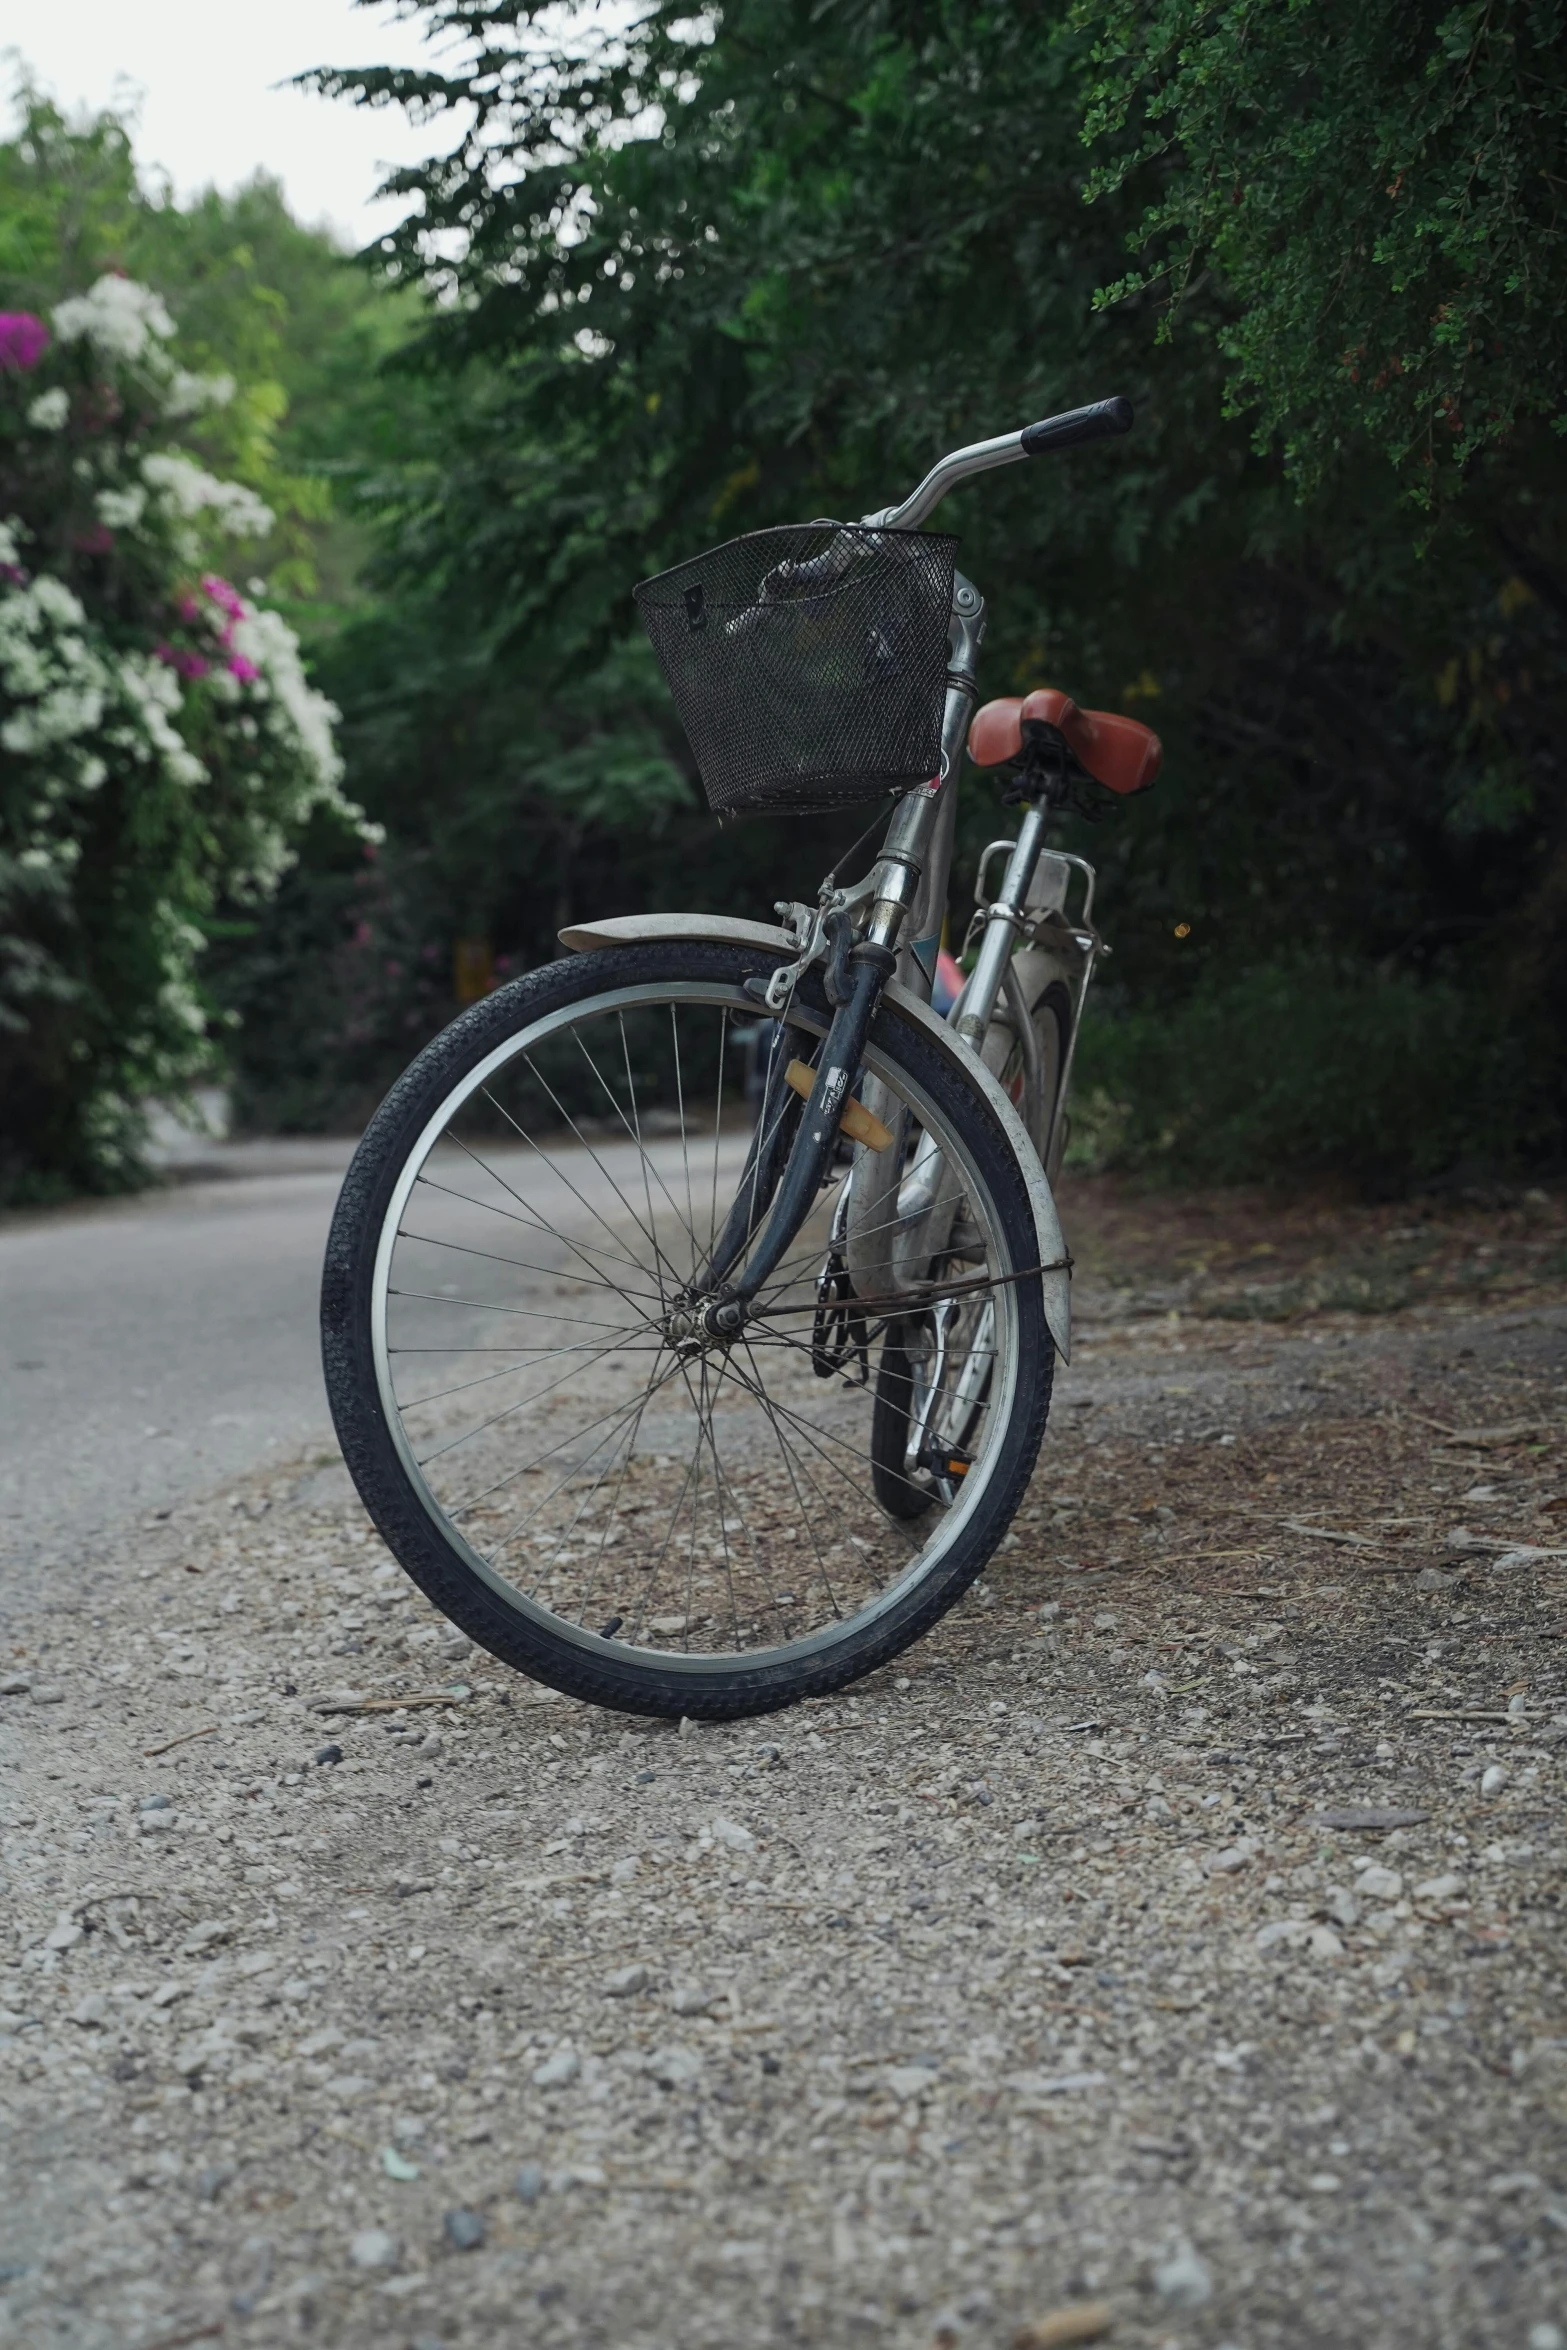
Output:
0,313,49,371
177,592,202,624
172,649,210,680
201,573,247,620
226,653,261,683
72,525,115,555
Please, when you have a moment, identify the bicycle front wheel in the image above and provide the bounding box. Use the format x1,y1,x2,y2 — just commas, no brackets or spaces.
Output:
321,939,1052,1719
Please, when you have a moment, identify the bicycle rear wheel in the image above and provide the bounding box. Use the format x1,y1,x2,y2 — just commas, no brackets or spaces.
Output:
321,939,1052,1719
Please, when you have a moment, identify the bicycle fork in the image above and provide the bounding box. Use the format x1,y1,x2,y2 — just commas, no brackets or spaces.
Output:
695,570,1065,1330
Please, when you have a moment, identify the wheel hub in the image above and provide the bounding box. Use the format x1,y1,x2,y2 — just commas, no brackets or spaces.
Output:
661,1296,745,1355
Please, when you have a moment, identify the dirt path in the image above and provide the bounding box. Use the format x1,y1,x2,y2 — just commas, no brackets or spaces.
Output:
2,1178,1564,2350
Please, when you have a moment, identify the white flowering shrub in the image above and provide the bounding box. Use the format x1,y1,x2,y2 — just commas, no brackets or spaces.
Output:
0,276,362,1197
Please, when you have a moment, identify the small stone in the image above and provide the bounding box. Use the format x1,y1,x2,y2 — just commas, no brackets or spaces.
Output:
1528,2326,1564,2350
1210,1845,1250,1874
1153,2238,1214,2310
140,1810,177,1834
314,1744,343,1767
443,2207,485,2251
886,2065,940,2101
69,1993,107,2027
514,2162,546,2205
646,2044,702,2089
381,2145,421,2181
420,1732,442,1757
195,2165,234,2202
42,1914,82,1953
609,1855,640,1882
670,1985,718,2016
1306,1925,1344,1959
439,1633,473,1659
532,2045,580,2090
0,1675,30,1696
1414,1872,1465,1902
140,1794,173,1812
710,1816,755,1851
1480,1763,1508,1798
349,2226,397,2270
29,1685,65,1704
1325,1886,1360,1929
1355,1864,1403,1902
1306,2171,1342,2193
604,1964,650,1998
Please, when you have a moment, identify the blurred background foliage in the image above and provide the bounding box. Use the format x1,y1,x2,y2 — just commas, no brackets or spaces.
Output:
4,0,1565,1190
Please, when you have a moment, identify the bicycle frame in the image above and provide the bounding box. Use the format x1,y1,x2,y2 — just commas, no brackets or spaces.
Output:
644,399,1130,1332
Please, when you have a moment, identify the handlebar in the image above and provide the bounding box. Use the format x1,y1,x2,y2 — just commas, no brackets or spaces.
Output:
862,396,1133,531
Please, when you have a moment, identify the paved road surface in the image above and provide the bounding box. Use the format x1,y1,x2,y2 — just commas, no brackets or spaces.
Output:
0,1142,357,1583
0,1128,755,1592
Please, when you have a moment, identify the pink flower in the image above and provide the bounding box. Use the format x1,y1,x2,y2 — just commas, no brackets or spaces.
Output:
201,573,247,621
226,654,260,683
0,313,49,371
177,592,201,624
170,648,209,680
72,525,114,555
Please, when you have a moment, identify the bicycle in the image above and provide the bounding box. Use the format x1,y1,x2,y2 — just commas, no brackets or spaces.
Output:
320,397,1160,1719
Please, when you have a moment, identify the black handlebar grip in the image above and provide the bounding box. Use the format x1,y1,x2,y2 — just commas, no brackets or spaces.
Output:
1020,396,1134,457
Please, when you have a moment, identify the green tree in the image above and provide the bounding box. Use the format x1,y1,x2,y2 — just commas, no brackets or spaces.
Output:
1077,0,1567,493
288,0,1564,1182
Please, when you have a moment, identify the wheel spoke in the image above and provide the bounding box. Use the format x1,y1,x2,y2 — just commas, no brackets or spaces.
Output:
366,971,1030,1683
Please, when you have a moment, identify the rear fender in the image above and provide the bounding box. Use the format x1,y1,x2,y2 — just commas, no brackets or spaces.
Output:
560,913,1070,1361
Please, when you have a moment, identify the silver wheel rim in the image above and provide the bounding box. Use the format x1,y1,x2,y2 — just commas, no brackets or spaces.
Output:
369,975,1020,1680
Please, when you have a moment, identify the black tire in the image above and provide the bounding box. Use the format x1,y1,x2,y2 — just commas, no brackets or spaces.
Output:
1031,981,1072,1184
869,1318,938,1521
321,939,1053,1720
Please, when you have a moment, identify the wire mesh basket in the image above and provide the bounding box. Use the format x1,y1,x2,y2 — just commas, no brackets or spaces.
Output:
635,524,958,814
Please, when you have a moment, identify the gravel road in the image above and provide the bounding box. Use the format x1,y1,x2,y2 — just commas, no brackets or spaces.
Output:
2,1175,1564,2350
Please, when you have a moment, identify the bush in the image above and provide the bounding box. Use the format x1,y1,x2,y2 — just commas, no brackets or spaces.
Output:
0,275,356,1198
1070,955,1560,1194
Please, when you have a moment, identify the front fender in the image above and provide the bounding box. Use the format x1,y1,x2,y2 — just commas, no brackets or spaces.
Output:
559,913,1070,1361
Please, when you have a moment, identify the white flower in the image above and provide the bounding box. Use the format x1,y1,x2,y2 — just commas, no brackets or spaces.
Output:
114,651,206,786
26,387,70,432
0,515,24,569
164,369,235,418
96,484,148,531
141,453,274,540
52,275,175,364
0,574,110,755
229,605,343,790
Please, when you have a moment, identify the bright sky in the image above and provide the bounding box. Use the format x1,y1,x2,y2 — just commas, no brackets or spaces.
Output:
3,2,467,249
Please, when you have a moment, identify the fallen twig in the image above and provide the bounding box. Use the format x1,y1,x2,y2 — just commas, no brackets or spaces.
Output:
143,1724,219,1758
307,1685,470,1716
